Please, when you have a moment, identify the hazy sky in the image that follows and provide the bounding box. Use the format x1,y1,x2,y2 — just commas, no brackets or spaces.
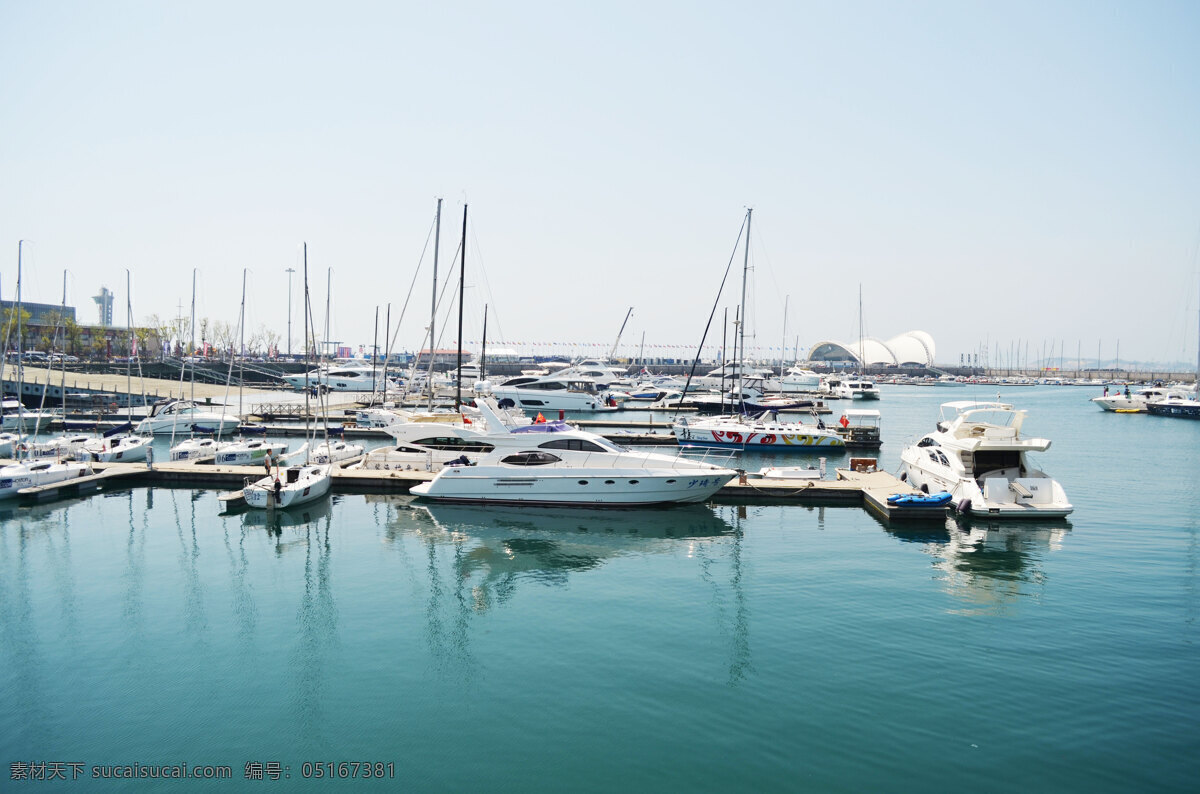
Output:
2,1,1198,367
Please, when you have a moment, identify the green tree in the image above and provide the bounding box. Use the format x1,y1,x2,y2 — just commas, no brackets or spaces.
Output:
64,318,83,355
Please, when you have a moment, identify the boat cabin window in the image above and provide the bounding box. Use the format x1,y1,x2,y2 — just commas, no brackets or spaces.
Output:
972,450,1021,477
412,437,494,452
917,438,940,447
500,451,562,466
538,439,609,453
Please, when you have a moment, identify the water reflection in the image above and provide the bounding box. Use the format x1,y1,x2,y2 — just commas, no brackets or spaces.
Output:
887,516,1071,612
419,503,736,593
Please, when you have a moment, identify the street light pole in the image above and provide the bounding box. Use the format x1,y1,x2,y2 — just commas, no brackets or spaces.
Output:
285,267,296,357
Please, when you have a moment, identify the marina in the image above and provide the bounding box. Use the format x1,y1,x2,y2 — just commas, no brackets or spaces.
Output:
2,383,1198,791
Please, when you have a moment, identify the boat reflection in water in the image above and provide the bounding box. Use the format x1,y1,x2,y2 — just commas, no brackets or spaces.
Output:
241,496,334,537
409,503,734,609
888,516,1072,613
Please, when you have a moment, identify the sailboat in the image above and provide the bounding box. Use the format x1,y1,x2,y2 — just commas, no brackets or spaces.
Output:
243,245,331,509
0,241,90,498
672,210,844,452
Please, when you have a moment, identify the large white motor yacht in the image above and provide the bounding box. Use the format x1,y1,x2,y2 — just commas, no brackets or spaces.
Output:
283,363,401,392
409,401,737,506
898,401,1072,519
485,376,613,412
673,411,845,450
135,399,239,435
1091,385,1192,413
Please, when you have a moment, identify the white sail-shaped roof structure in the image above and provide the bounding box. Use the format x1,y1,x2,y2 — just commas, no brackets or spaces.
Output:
807,331,935,367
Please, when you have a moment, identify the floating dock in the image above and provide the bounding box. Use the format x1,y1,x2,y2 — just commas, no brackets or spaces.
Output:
1,458,940,522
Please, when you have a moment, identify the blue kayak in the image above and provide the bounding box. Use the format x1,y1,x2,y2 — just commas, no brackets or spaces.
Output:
886,491,953,507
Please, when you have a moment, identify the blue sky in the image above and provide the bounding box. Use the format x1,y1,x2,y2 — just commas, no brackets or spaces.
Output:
2,0,1198,367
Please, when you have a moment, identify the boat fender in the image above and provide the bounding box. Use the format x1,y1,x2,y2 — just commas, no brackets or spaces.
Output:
956,498,971,514
899,472,906,482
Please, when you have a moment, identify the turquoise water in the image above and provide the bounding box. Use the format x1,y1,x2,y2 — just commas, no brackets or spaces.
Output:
2,386,1198,791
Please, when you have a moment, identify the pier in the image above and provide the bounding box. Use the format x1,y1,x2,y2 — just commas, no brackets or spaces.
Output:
1,458,938,522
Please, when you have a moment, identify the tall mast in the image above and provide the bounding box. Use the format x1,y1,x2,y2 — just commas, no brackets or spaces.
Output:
190,269,196,405
858,284,864,372
238,268,246,420
737,208,752,411
781,294,788,374
303,245,309,432
371,306,379,398
480,303,488,383
427,198,442,410
15,241,24,443
126,270,133,423
455,203,467,410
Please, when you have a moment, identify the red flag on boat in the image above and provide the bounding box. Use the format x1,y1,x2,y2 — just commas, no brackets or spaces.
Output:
535,413,546,424
839,415,850,428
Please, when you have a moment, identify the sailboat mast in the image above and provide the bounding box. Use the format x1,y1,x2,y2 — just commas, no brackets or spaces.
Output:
427,198,442,411
126,270,133,423
238,269,246,421
15,241,24,442
371,307,379,398
455,203,467,410
480,303,488,383
303,245,309,430
781,294,788,374
858,284,864,372
190,269,196,405
737,208,752,410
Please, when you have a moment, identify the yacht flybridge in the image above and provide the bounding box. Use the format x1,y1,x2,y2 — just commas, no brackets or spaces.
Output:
898,401,1072,519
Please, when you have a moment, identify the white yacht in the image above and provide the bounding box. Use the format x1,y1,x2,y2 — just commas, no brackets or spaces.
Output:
0,459,91,499
844,378,881,400
1091,385,1191,413
243,463,332,509
410,404,737,506
673,411,845,450
778,366,821,392
0,399,57,432
283,363,401,392
78,429,152,463
310,439,364,465
135,399,239,435
898,401,1072,519
486,376,613,412
214,438,289,466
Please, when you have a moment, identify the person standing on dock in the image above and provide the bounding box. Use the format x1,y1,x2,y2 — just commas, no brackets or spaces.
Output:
263,450,273,475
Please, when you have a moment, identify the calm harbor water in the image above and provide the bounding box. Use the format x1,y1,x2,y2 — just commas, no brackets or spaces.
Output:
2,385,1198,791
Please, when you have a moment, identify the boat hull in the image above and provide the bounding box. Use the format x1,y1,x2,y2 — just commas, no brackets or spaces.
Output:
244,467,332,509
674,424,844,450
410,467,735,506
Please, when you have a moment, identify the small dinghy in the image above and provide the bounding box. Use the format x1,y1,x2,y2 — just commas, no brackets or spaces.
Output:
887,491,953,507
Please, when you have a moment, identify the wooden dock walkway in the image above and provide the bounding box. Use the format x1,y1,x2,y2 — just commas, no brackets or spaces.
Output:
2,457,942,521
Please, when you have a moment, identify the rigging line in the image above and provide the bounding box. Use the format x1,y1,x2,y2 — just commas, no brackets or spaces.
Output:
674,213,749,421
384,213,439,363
467,219,504,350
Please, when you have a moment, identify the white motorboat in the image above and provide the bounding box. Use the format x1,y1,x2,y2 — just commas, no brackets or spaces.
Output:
135,399,239,435
243,463,332,509
1091,385,1191,413
409,400,737,506
897,401,1073,519
485,376,614,412
673,411,846,450
214,438,289,466
844,378,881,400
778,366,821,392
283,363,401,392
1146,393,1200,419
0,459,91,499
0,399,57,432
